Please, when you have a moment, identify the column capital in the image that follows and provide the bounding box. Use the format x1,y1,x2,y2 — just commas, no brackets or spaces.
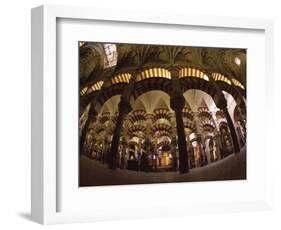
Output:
205,71,214,81
167,67,179,78
129,72,138,82
193,111,200,119
145,113,154,121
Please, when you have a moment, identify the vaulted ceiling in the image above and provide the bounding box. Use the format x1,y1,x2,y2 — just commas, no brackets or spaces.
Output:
79,42,246,89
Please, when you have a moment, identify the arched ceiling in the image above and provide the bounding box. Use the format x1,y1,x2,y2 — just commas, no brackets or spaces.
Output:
183,89,217,112
80,42,246,88
133,90,171,113
100,95,121,115
96,89,224,117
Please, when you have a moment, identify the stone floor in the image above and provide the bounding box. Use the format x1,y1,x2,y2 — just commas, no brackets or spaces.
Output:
79,148,246,187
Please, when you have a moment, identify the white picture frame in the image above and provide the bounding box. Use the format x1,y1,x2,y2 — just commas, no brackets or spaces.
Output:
31,4,274,225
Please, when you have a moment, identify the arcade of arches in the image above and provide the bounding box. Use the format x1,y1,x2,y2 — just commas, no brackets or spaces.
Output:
79,43,247,186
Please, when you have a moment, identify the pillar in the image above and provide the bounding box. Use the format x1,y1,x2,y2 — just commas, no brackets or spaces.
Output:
170,115,178,171
145,114,154,139
170,94,189,173
79,105,97,156
218,98,240,154
214,132,222,160
207,72,241,155
193,113,206,165
108,98,132,169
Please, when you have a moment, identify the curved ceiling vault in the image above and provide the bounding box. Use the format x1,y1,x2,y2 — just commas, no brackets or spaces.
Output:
79,43,246,90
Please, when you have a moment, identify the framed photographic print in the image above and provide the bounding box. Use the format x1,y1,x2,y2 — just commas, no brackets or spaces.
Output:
31,5,274,225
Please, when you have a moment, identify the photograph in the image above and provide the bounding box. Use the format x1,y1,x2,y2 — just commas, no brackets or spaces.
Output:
78,42,247,186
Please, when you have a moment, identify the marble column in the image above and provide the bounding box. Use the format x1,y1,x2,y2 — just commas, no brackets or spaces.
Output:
79,106,97,156
170,115,178,171
193,113,206,165
145,114,154,139
218,98,240,154
108,98,132,170
170,94,189,173
214,133,222,160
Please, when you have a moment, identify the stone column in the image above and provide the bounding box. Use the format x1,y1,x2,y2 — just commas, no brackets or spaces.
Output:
193,113,206,165
197,134,205,166
108,98,132,170
169,67,189,173
170,114,178,171
79,106,97,156
237,104,247,134
218,98,240,154
193,112,201,135
145,114,154,139
107,71,137,169
207,71,241,155
80,73,117,156
170,94,189,174
214,132,222,159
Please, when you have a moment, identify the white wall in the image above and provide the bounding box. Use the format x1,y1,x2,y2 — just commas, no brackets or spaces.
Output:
0,0,280,229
